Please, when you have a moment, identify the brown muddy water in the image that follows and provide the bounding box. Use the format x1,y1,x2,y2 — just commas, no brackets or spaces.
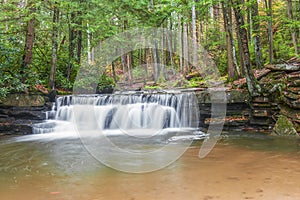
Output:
1,134,300,200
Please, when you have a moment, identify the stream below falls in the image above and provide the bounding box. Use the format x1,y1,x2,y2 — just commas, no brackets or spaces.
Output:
1,91,300,199
1,134,300,200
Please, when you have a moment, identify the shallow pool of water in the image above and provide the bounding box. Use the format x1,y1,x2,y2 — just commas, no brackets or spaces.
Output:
1,133,300,200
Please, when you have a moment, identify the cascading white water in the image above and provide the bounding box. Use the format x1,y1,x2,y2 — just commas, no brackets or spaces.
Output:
25,92,205,173
32,92,200,137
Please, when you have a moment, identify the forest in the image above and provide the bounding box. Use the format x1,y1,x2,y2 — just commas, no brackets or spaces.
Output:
0,0,299,98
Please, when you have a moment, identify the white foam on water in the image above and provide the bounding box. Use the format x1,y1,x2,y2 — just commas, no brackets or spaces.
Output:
26,92,201,142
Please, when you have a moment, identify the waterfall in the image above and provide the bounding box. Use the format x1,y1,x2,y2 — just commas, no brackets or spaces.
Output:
33,92,200,137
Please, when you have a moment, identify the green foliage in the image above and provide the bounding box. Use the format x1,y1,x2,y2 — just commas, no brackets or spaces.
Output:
144,85,162,90
132,67,147,79
0,36,24,97
97,73,115,91
0,0,299,96
203,27,227,76
188,77,204,88
55,70,73,90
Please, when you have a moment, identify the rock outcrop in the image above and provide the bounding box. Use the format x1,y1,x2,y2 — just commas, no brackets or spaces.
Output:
0,93,50,135
260,57,300,135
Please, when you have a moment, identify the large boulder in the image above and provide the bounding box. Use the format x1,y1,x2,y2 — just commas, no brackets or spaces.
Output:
273,115,298,136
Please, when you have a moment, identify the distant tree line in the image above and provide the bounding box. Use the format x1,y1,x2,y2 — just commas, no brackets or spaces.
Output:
0,0,299,97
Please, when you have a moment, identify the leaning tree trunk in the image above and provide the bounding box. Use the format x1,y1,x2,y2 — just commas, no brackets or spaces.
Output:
232,0,261,97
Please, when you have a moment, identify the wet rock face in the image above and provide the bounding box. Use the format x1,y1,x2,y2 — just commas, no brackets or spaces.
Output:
273,115,298,136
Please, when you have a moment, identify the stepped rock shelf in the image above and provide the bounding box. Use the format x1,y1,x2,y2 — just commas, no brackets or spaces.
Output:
0,88,293,136
1,57,300,136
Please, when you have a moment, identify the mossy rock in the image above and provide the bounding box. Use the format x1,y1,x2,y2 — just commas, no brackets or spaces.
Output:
280,105,300,120
0,94,45,107
227,90,249,103
272,115,298,137
196,89,249,104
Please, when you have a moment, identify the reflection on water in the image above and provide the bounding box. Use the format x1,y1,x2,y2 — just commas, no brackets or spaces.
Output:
220,133,300,152
1,133,300,199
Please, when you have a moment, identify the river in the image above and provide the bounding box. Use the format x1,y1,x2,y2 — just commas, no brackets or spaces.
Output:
1,134,300,200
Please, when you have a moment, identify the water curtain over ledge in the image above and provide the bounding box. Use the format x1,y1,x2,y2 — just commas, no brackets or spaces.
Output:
33,91,200,135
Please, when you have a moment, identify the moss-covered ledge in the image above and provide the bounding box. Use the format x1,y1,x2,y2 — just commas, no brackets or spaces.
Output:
0,93,46,107
195,89,250,104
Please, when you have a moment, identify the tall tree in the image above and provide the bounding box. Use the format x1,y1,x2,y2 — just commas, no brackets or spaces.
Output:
183,21,189,74
264,0,274,63
152,33,161,83
67,11,76,81
222,0,239,79
50,2,59,90
232,0,261,96
23,1,35,70
87,22,92,64
178,15,184,72
250,0,263,69
76,0,83,65
191,0,197,65
287,0,299,55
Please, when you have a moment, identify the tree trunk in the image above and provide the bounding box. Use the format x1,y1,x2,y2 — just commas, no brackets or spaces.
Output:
111,61,117,82
178,15,184,73
191,0,198,65
161,28,167,81
251,0,264,69
236,26,245,76
23,1,35,69
68,12,76,80
152,41,160,83
247,2,252,44
151,29,160,83
183,22,189,74
222,0,239,79
232,0,261,97
166,29,175,75
287,0,299,55
76,1,83,64
50,4,59,90
264,0,274,63
87,23,92,64
144,48,149,77
126,53,132,84
120,48,127,79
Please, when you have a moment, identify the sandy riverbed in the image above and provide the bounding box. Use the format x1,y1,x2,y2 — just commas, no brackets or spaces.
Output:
1,138,300,200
